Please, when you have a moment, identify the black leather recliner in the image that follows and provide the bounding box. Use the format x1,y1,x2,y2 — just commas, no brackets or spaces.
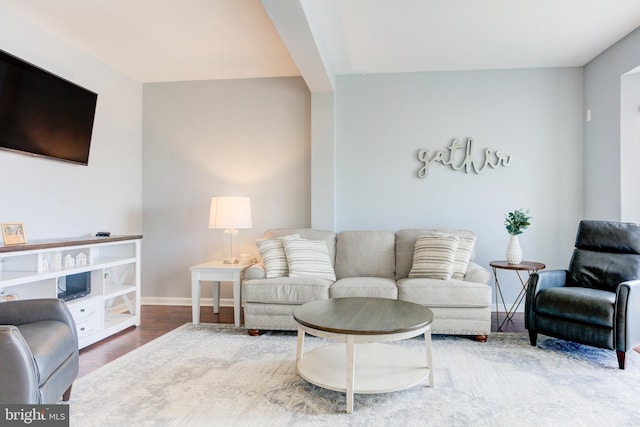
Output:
0,298,79,402
525,220,640,369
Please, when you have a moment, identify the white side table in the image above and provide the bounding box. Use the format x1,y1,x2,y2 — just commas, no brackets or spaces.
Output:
189,261,250,327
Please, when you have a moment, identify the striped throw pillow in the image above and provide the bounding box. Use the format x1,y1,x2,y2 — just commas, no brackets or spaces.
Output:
452,234,477,280
283,239,336,281
256,234,300,279
409,233,460,280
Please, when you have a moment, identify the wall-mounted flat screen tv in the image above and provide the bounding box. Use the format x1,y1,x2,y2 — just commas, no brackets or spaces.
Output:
0,49,98,165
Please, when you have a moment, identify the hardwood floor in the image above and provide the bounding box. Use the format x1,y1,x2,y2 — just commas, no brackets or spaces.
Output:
78,305,235,377
78,305,525,378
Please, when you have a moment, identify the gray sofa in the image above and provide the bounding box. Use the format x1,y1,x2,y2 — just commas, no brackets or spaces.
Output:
243,228,492,339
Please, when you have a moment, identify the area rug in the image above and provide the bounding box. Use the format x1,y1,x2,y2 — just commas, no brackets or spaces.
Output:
70,324,640,426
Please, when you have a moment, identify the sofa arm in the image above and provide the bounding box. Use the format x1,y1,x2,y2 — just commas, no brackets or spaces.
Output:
245,262,266,280
0,326,39,403
0,299,78,343
465,262,491,284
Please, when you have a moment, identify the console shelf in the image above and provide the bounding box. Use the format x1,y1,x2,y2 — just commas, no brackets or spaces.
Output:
0,235,142,349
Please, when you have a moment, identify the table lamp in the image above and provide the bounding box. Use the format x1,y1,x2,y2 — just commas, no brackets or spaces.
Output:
209,197,252,264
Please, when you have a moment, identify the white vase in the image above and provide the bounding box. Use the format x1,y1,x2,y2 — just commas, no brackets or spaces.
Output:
506,235,523,264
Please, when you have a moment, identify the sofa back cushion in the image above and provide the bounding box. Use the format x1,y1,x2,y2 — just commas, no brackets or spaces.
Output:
264,229,337,266
396,229,477,280
334,231,396,280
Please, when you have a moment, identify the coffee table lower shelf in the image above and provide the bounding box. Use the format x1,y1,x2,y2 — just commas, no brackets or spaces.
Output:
293,298,434,413
297,342,430,394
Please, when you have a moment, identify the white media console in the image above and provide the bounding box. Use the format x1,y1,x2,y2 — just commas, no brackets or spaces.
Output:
0,235,142,349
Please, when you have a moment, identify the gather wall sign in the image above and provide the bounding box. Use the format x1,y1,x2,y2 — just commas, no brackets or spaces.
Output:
417,137,511,178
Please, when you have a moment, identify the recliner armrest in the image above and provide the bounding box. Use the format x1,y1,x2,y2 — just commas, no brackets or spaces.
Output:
0,326,39,403
525,269,568,330
528,270,568,294
0,299,78,343
616,279,640,352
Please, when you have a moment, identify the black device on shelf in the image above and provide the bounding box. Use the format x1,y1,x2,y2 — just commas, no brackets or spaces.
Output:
0,48,98,165
57,271,91,301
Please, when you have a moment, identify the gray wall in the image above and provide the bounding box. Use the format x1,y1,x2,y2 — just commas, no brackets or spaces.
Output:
583,27,640,220
335,69,584,303
141,68,583,306
142,77,311,301
620,70,640,222
0,4,142,240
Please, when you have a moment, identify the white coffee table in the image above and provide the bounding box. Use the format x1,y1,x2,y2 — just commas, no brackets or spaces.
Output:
293,297,434,413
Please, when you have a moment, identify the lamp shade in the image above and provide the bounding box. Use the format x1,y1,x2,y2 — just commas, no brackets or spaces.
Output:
209,197,252,230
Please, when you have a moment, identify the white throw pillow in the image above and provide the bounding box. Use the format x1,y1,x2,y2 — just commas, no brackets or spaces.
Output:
452,234,477,280
255,234,300,279
283,239,336,281
409,233,460,280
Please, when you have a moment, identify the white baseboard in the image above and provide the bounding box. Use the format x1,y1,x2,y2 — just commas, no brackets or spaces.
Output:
141,296,234,307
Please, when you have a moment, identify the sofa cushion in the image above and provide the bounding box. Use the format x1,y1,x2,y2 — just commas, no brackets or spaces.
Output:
534,287,616,327
283,239,336,281
452,234,477,280
397,277,491,308
396,229,477,280
265,229,337,266
409,231,476,280
334,231,396,280
330,277,398,299
255,234,300,279
243,277,332,304
408,233,460,280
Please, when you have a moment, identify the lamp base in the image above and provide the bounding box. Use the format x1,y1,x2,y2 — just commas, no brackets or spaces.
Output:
223,258,239,264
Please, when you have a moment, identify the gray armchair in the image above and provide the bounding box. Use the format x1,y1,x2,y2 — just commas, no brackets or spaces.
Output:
0,298,79,403
525,220,640,369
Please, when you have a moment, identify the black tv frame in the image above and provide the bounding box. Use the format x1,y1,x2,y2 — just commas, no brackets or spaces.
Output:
0,48,98,165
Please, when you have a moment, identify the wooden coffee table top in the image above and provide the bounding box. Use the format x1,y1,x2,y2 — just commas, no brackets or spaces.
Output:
293,297,433,335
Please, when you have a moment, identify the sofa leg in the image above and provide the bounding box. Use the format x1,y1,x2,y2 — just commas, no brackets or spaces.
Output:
248,329,260,336
62,385,72,401
617,350,627,370
473,335,488,342
528,330,537,346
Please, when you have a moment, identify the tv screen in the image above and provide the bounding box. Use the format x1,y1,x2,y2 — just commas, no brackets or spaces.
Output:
0,49,97,165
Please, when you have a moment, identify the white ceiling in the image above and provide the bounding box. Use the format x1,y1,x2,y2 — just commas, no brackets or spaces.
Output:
304,0,640,74
2,0,640,85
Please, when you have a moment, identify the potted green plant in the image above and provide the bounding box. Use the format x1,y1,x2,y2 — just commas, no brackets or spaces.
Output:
504,209,531,264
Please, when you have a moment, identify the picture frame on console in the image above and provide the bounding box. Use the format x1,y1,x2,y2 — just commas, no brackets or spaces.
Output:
1,222,27,245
